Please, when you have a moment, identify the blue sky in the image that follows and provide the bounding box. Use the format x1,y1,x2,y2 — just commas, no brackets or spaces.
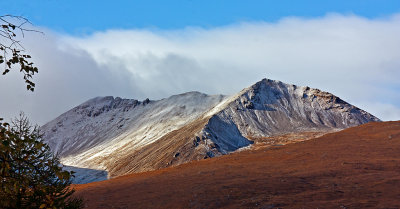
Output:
2,0,400,34
1,1,400,123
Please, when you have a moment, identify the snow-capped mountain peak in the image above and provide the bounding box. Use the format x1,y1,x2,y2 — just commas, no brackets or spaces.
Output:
42,78,379,183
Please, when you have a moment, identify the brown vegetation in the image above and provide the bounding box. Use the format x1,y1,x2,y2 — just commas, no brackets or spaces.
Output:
74,121,400,209
107,117,212,177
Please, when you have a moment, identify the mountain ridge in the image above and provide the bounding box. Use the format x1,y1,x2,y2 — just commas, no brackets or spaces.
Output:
42,78,380,182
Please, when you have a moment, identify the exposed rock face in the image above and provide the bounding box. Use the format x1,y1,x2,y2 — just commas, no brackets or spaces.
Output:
42,79,380,182
202,79,378,145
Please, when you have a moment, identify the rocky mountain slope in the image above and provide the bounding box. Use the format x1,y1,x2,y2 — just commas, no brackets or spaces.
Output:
74,121,400,209
42,78,380,182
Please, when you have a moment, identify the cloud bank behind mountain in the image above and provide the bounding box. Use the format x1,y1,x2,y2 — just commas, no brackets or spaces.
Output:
1,13,399,124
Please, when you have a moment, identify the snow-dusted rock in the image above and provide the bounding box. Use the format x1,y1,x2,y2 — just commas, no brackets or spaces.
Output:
42,78,379,183
42,92,226,181
204,78,378,138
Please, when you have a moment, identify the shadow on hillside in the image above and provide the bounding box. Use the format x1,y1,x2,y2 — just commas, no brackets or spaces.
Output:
63,165,108,184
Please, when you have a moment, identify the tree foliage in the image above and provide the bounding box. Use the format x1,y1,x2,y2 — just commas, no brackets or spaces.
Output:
0,15,39,91
0,15,83,208
0,113,83,209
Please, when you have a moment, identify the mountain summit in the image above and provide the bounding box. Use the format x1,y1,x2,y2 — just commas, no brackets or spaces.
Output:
42,78,379,182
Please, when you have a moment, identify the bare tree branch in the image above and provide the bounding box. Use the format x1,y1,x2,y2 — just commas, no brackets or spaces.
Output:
0,15,42,91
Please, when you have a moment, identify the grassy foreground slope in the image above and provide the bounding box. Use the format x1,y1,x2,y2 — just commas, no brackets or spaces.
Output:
74,121,400,209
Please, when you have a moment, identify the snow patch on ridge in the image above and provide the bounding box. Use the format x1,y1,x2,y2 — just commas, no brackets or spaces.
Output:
43,92,227,174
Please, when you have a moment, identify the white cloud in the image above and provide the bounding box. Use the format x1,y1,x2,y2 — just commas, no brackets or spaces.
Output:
360,102,400,122
1,13,399,124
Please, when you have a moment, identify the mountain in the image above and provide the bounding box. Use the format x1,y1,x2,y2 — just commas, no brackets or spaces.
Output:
73,121,400,209
42,78,380,181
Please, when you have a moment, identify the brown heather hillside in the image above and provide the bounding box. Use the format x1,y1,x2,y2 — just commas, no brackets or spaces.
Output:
74,121,400,209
